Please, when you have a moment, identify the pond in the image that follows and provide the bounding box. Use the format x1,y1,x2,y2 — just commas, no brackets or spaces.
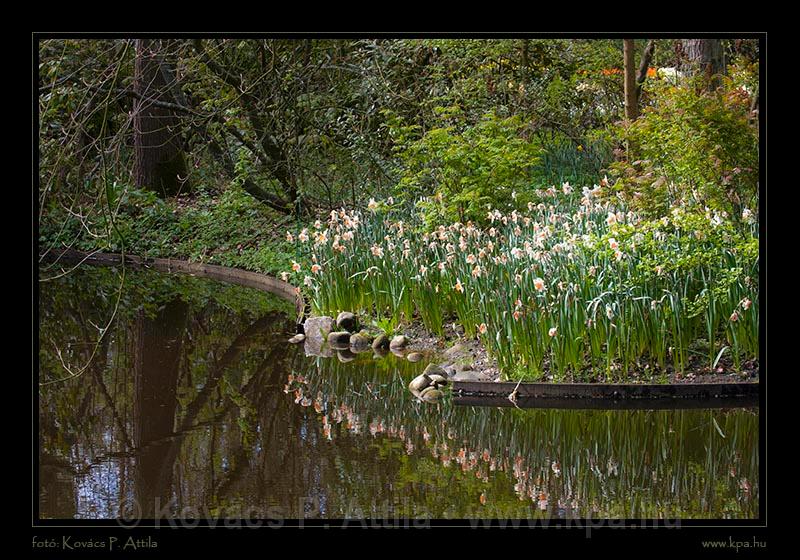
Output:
38,266,759,520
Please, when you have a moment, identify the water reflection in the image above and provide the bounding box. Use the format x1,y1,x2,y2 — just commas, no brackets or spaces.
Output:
38,267,759,520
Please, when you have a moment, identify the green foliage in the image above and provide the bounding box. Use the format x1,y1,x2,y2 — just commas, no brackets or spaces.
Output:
392,111,541,227
609,76,758,224
371,315,400,337
40,184,297,277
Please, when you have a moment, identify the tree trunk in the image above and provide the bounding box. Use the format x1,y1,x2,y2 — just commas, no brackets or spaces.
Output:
679,39,725,89
623,39,639,120
133,39,189,197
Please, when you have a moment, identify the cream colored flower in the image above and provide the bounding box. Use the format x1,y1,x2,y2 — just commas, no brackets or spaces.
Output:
548,327,557,337
533,278,545,292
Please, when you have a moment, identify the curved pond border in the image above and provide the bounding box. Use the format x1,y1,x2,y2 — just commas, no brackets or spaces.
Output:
39,248,758,407
39,248,305,321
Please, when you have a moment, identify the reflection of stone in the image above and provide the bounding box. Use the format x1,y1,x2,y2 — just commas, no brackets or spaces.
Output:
372,347,389,359
328,331,352,347
337,348,357,363
420,386,444,403
302,315,335,358
407,352,423,362
304,338,333,358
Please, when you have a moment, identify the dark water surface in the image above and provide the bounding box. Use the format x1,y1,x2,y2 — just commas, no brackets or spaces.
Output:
38,267,759,520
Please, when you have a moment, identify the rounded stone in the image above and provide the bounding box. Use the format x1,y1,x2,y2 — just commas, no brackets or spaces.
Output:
408,373,431,392
423,363,448,378
452,371,485,382
336,311,358,333
428,374,449,387
288,334,306,344
389,335,409,349
444,342,468,358
350,333,371,351
372,334,389,350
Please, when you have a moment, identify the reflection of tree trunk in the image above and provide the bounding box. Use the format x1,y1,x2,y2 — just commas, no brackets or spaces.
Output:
135,311,285,516
133,298,188,518
214,343,291,499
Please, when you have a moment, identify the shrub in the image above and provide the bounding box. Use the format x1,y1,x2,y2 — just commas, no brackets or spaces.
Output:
608,77,758,225
391,110,541,228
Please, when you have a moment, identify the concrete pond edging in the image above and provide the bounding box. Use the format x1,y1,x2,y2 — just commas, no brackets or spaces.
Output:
453,380,759,409
39,248,305,319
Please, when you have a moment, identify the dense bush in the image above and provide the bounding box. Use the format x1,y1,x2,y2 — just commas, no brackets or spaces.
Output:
608,76,758,224
390,111,541,227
